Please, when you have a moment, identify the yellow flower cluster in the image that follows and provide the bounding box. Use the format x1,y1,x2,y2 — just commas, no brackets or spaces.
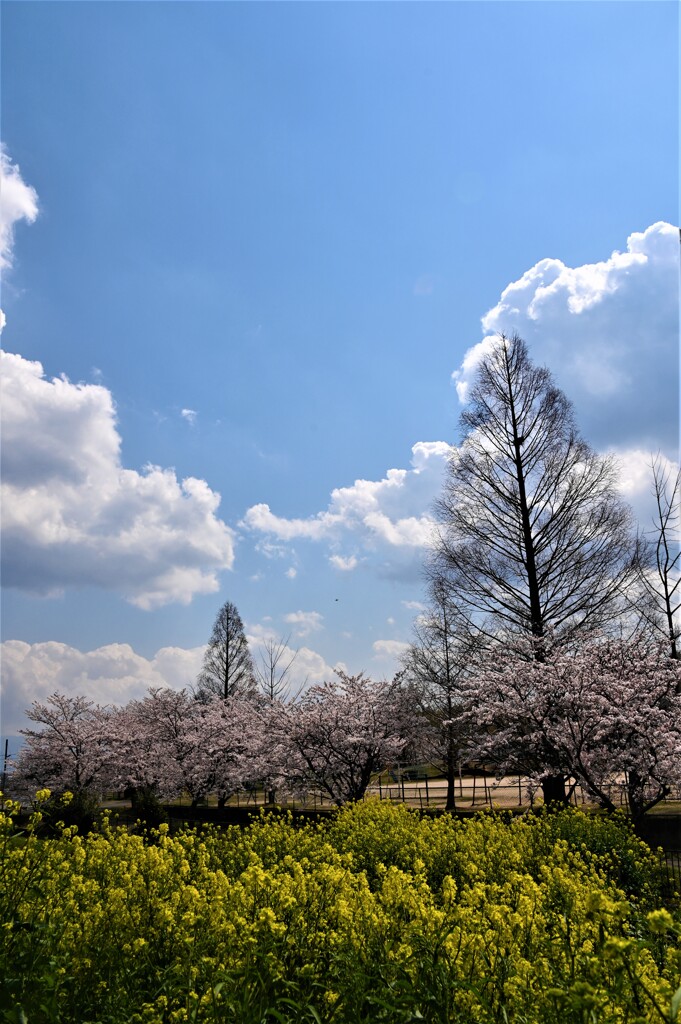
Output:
1,793,679,1022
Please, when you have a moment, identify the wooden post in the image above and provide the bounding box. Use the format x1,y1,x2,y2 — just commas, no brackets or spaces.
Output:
1,739,8,801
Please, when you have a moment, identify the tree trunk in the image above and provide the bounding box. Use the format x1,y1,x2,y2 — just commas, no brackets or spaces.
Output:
445,754,457,811
541,773,568,806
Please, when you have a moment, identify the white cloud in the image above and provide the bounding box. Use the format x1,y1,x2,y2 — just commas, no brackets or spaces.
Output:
454,222,680,455
243,442,450,575
372,639,410,660
609,447,679,528
0,640,206,735
285,567,297,579
283,610,324,637
329,554,358,572
181,408,197,426
1,350,235,608
0,148,38,271
402,600,426,612
242,223,676,585
1,633,338,737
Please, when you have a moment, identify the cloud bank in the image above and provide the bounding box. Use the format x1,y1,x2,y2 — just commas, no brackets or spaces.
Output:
243,223,677,577
2,631,337,736
454,222,679,454
1,351,235,608
0,640,206,736
242,441,450,575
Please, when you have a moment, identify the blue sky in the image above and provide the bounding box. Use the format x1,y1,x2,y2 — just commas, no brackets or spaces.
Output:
1,1,679,737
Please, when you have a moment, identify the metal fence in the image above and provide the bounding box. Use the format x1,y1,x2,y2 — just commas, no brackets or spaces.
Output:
657,850,681,896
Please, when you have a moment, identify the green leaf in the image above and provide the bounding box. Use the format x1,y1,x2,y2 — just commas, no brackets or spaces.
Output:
670,984,681,1022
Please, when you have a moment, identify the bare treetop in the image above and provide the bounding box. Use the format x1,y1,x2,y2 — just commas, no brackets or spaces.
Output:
435,333,636,648
633,454,680,664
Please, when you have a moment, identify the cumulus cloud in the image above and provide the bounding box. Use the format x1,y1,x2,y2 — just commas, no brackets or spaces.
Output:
609,447,680,529
329,555,358,572
0,640,206,735
0,148,38,271
181,408,197,426
0,633,340,737
242,442,450,575
1,350,235,608
283,610,324,637
454,222,680,454
372,639,410,664
241,223,676,583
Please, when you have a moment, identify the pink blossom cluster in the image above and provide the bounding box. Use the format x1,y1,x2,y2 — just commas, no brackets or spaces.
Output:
10,672,422,808
462,634,681,820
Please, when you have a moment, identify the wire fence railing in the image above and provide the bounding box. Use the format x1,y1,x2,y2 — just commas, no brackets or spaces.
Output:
183,769,681,813
657,850,681,896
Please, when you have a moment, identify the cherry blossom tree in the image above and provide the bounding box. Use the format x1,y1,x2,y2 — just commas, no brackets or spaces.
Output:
180,695,269,808
110,688,261,807
275,672,424,805
110,688,195,801
11,692,113,798
463,635,681,823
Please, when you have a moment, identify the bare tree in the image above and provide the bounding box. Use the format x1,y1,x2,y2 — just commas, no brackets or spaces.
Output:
253,634,300,804
434,334,637,803
254,634,300,703
633,455,680,666
196,600,256,700
435,334,635,648
402,579,480,811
